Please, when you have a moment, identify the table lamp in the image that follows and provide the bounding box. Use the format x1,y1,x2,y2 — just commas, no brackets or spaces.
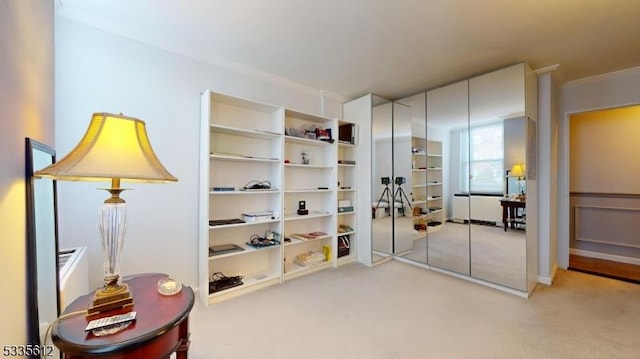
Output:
35,113,177,315
509,163,526,199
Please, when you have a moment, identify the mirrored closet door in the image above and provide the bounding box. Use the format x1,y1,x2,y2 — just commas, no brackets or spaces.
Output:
348,62,537,294
370,96,413,263
392,101,414,257
371,96,394,262
426,80,471,275
469,63,528,291
396,92,428,265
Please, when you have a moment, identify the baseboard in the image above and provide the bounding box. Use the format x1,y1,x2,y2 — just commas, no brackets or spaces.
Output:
570,248,640,266
537,264,558,285
429,266,529,298
393,256,430,270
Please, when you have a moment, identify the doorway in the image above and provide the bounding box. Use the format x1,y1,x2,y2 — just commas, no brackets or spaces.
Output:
568,104,640,282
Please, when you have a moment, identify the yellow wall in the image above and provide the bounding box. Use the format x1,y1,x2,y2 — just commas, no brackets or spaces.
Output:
0,0,54,344
570,105,640,194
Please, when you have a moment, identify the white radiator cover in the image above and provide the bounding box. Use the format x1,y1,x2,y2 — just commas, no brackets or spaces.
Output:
452,195,503,225
59,246,89,309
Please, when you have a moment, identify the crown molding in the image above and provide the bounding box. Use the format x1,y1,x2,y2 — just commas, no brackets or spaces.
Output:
534,64,560,75
562,66,640,89
55,5,348,104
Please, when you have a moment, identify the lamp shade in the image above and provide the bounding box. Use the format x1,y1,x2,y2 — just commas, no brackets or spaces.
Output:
510,163,526,178
35,113,177,183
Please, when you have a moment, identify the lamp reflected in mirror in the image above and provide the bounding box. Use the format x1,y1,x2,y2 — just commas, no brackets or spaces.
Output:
509,163,526,200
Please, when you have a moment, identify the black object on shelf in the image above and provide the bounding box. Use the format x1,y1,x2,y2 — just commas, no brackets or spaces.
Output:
297,200,308,215
212,187,235,192
337,235,350,257
209,272,243,293
338,123,355,144
209,218,245,226
209,244,244,256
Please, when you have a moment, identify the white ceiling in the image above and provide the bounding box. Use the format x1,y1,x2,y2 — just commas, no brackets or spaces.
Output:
57,0,640,100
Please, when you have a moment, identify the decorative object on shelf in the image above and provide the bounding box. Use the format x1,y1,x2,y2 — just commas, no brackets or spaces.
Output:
297,200,309,215
301,151,310,164
315,127,334,143
35,112,177,315
322,245,332,261
337,235,350,257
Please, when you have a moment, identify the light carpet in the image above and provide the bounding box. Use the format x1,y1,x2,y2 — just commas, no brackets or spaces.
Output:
188,260,640,359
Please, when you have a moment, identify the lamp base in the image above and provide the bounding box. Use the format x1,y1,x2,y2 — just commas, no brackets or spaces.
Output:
87,283,134,316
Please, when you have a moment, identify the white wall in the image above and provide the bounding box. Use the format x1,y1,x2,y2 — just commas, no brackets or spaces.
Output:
537,72,559,283
55,18,343,291
558,67,640,268
0,0,54,344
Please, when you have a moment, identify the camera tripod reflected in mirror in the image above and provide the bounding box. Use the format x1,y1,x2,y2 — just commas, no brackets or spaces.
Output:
393,177,411,216
375,176,412,217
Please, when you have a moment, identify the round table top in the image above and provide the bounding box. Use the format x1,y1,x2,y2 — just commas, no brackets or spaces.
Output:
52,273,194,356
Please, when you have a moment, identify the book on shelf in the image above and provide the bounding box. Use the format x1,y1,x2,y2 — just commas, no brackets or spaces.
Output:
289,231,328,241
211,186,235,192
210,151,278,161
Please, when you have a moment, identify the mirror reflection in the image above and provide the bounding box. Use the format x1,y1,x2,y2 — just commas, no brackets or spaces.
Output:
367,63,532,292
371,96,394,262
427,80,471,275
469,63,527,291
371,96,414,263
25,138,60,348
392,102,413,257
396,93,428,264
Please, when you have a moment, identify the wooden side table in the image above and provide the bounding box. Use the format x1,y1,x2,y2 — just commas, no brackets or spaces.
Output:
52,273,194,358
500,199,526,231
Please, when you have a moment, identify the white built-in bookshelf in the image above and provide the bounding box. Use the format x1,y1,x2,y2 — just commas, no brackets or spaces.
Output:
199,91,358,305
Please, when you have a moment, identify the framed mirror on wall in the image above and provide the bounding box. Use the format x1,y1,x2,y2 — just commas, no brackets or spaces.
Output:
25,138,60,355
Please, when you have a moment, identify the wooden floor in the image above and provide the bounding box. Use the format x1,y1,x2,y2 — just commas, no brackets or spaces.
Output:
569,254,640,284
